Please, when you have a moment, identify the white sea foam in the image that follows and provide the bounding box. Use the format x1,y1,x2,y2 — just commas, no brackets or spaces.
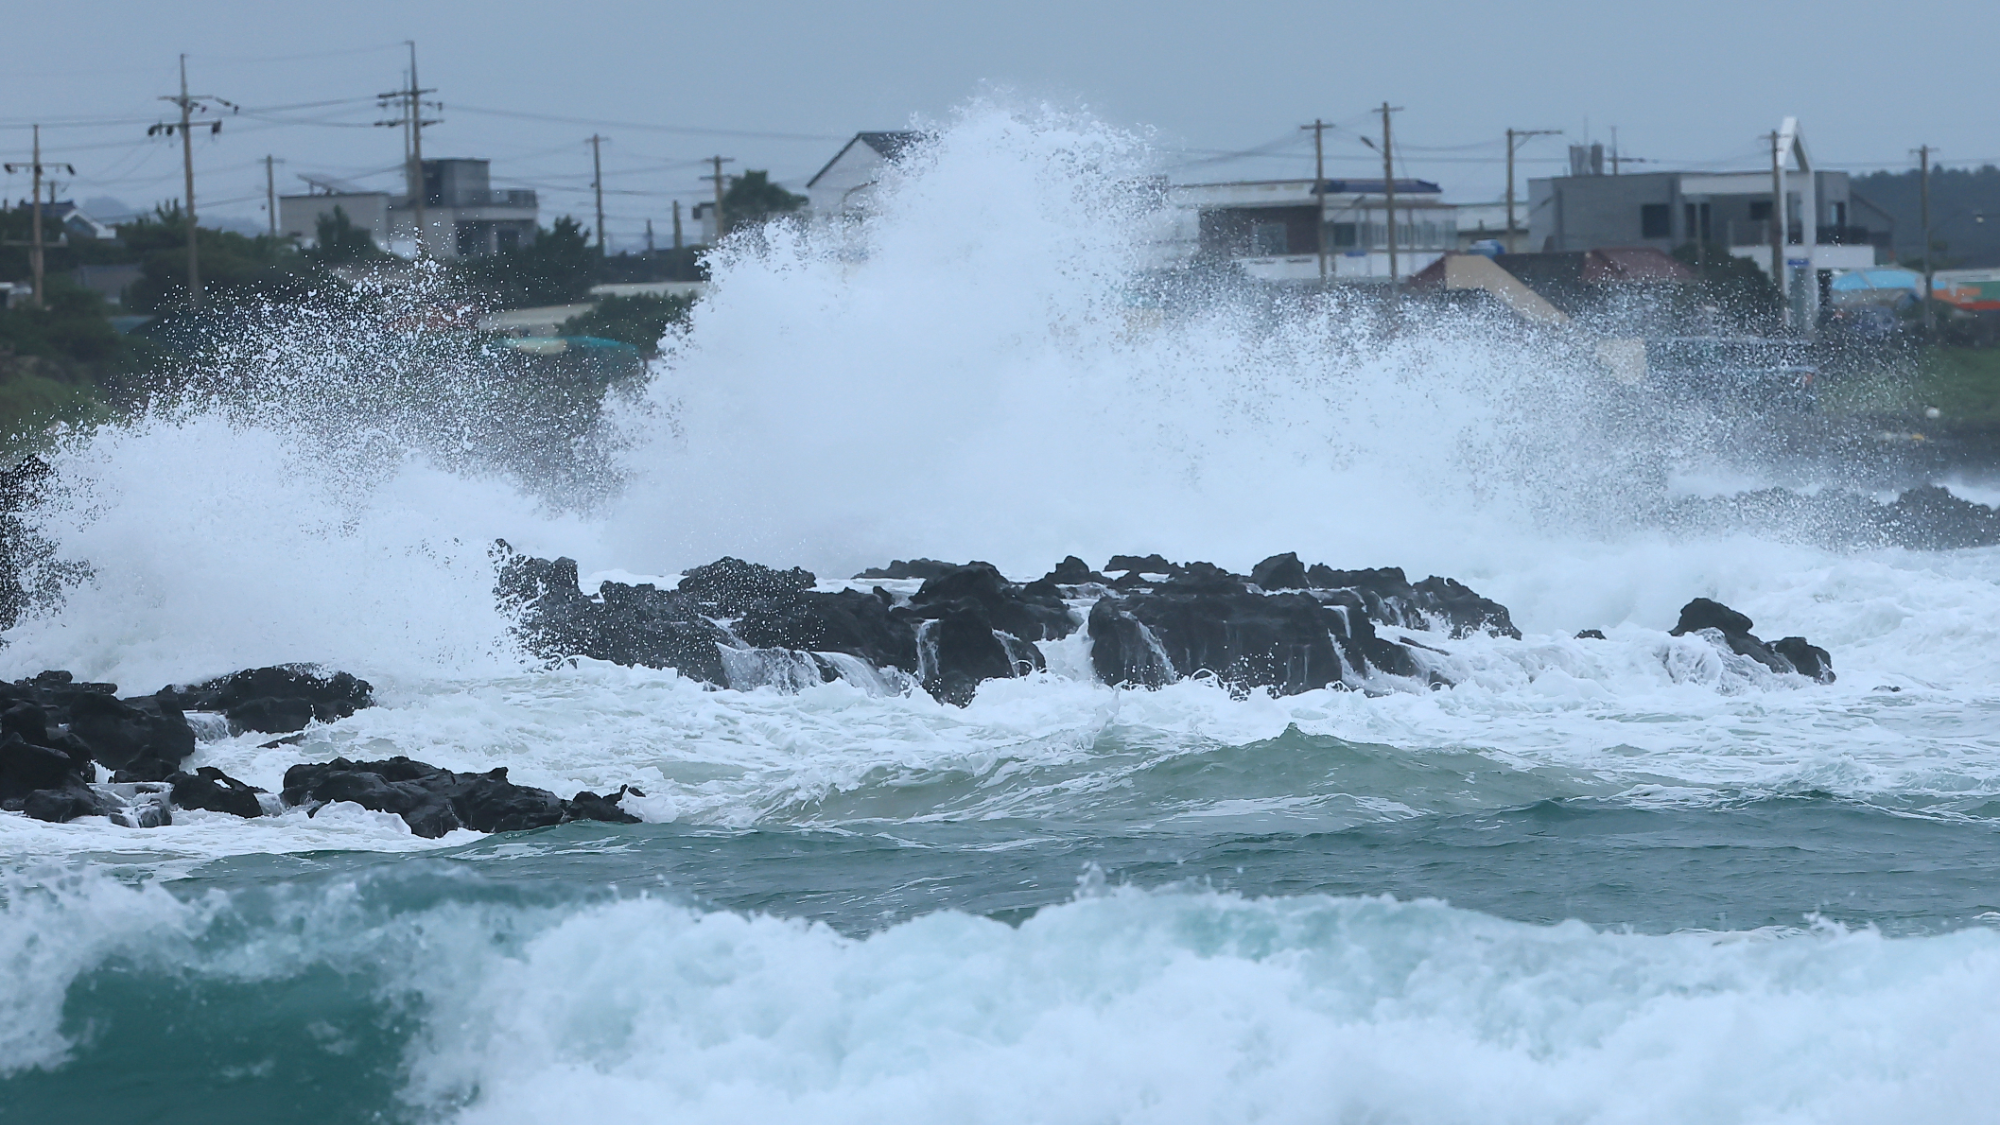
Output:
9,872,2000,1122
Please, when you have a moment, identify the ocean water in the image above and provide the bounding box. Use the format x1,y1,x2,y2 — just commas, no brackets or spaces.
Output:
6,105,2000,1123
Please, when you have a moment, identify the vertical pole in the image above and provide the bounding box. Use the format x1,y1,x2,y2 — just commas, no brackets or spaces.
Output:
711,155,727,242
1769,130,1785,332
265,154,277,238
1919,144,1934,333
673,199,683,249
646,218,655,254
180,55,200,308
28,125,44,309
1505,128,1516,255
408,41,426,258
590,135,606,253
1381,103,1397,282
1312,119,1327,278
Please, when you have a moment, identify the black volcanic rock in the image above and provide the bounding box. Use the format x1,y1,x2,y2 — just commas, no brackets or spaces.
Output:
1250,552,1309,591
854,559,958,581
735,588,919,673
1088,582,1419,696
1041,556,1106,586
677,557,815,617
159,666,374,735
908,562,1076,642
496,544,731,684
282,756,640,838
899,563,1075,705
168,766,266,818
1304,565,1519,639
1670,597,1835,682
1105,554,1181,576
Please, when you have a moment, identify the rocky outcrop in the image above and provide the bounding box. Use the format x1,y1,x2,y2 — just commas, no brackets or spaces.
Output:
159,665,374,735
1658,484,2000,551
281,756,640,838
494,546,733,684
854,559,960,581
1670,597,1835,683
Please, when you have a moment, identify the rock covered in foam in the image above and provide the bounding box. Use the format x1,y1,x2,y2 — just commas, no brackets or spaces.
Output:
1670,597,1835,683
281,756,640,838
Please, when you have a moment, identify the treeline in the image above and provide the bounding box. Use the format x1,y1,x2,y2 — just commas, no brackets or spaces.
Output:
1852,165,2000,269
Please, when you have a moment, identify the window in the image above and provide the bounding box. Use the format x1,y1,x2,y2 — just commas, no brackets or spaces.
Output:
1251,222,1288,256
497,227,522,252
1640,203,1671,239
1748,200,1773,221
1329,222,1358,248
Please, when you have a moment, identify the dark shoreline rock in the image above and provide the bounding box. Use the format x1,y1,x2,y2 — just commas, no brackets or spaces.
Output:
281,756,640,838
1671,597,1835,683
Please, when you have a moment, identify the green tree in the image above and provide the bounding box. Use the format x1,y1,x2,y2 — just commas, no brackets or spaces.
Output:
1671,242,1782,327
721,171,806,232
117,203,305,312
458,216,597,307
559,293,692,353
306,206,385,267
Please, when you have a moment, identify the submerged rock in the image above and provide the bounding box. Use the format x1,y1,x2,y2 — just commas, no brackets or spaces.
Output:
1670,597,1835,683
168,766,266,819
281,756,640,838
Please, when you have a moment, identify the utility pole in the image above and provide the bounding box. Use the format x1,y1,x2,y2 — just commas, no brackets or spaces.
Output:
1301,118,1329,278
1769,130,1787,332
1379,103,1401,282
151,55,233,309
672,199,683,249
1610,126,1619,175
5,126,75,309
264,155,278,238
645,218,655,254
589,134,607,253
704,155,734,243
1504,128,1559,254
1917,143,1934,333
376,42,439,257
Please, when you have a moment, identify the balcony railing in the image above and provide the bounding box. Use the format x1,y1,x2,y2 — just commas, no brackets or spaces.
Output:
1726,221,1887,248
431,189,537,208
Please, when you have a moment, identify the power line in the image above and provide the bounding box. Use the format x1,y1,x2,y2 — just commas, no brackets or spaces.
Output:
451,103,839,142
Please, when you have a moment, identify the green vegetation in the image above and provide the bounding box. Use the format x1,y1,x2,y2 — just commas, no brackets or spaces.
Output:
1851,164,2000,269
0,279,163,441
118,204,309,312
458,216,598,307
721,170,806,231
559,293,691,354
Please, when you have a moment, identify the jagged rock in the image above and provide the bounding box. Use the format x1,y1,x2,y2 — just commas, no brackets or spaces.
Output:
0,672,196,783
1670,597,1835,682
168,766,265,818
495,544,731,683
158,666,373,735
1304,565,1520,639
909,562,1076,642
1576,629,1607,640
565,786,643,825
1772,637,1836,684
281,756,640,838
735,588,918,672
854,559,958,581
1250,552,1309,591
1040,556,1106,585
1088,582,1419,696
677,557,815,617
1105,553,1181,576
23,777,107,824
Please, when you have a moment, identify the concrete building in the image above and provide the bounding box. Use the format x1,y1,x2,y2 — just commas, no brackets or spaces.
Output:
279,159,537,260
1527,119,1885,331
1165,177,1456,282
806,131,926,218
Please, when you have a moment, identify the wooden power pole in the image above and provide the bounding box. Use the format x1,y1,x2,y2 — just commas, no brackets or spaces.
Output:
589,134,607,253
265,154,278,237
153,56,235,308
4,125,74,309
377,41,438,257
1917,143,1934,333
1505,128,1558,254
672,199,683,249
705,155,734,243
1301,118,1329,278
1379,103,1401,282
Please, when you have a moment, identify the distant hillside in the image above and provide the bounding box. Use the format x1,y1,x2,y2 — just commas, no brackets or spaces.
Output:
1851,165,2000,269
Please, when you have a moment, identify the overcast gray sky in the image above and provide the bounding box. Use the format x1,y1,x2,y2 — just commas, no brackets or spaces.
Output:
5,0,1993,251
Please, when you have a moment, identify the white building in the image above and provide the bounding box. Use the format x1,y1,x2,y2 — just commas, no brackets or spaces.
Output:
1163,177,1457,282
279,159,537,260
805,132,926,218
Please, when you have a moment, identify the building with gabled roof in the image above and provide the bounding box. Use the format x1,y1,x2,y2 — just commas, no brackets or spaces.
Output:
806,131,926,217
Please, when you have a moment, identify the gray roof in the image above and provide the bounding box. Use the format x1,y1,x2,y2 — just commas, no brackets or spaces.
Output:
806,131,927,189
